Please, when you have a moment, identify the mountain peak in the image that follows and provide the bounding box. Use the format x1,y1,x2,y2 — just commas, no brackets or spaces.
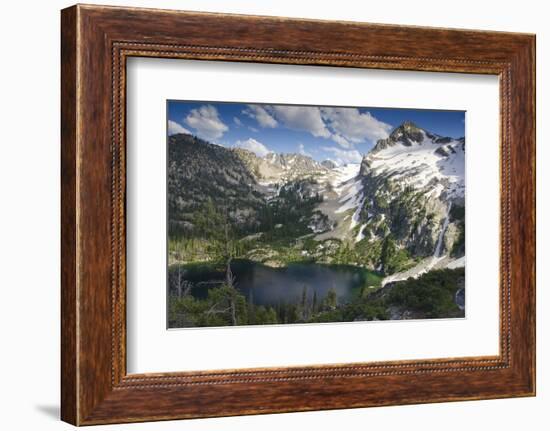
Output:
401,120,421,130
321,160,338,169
233,147,258,158
371,121,424,153
231,149,328,183
264,152,323,168
388,121,424,142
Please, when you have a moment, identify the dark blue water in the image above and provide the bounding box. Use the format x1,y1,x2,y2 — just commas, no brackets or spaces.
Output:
170,260,381,306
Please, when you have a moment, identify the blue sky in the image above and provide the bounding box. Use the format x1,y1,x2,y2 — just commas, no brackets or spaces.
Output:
167,101,465,165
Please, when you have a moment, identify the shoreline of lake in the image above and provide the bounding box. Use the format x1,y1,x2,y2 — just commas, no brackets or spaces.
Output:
169,259,383,307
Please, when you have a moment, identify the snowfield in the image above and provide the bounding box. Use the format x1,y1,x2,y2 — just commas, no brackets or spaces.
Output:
365,130,465,200
312,128,465,245
312,163,366,241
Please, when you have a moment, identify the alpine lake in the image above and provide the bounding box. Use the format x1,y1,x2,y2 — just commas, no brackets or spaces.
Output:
170,259,383,307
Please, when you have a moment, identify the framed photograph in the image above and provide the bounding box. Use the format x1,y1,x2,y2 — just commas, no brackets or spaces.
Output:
61,4,536,425
164,100,467,330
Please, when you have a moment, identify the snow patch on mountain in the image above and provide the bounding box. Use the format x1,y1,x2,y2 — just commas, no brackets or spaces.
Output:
336,179,364,214
356,224,368,242
381,254,465,287
364,129,464,200
311,163,368,241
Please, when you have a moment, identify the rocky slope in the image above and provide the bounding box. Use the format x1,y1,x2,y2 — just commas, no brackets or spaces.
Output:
310,121,465,279
357,121,464,251
168,134,265,234
233,147,328,186
321,160,338,169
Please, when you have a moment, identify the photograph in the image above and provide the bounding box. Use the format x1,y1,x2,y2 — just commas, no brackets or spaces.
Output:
167,101,466,328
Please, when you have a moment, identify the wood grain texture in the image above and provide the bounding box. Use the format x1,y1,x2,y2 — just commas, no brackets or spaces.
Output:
60,4,536,425
60,5,78,425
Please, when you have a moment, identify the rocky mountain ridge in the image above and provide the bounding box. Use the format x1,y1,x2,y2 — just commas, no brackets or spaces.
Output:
168,134,265,234
349,121,465,277
233,147,328,184
168,121,465,278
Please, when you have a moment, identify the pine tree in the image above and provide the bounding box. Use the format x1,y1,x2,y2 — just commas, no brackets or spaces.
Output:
301,285,308,320
312,290,318,313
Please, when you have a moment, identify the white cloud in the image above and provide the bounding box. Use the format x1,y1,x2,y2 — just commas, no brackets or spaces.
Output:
270,105,331,138
235,138,271,158
322,146,363,165
233,116,243,126
168,120,191,136
241,104,391,149
297,143,311,157
243,105,278,128
184,105,228,140
330,133,352,149
321,107,392,145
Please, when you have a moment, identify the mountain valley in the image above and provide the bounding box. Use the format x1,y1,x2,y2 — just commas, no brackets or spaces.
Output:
167,121,466,326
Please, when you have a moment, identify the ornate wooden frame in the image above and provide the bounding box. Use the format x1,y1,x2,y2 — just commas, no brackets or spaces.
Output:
61,4,536,425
